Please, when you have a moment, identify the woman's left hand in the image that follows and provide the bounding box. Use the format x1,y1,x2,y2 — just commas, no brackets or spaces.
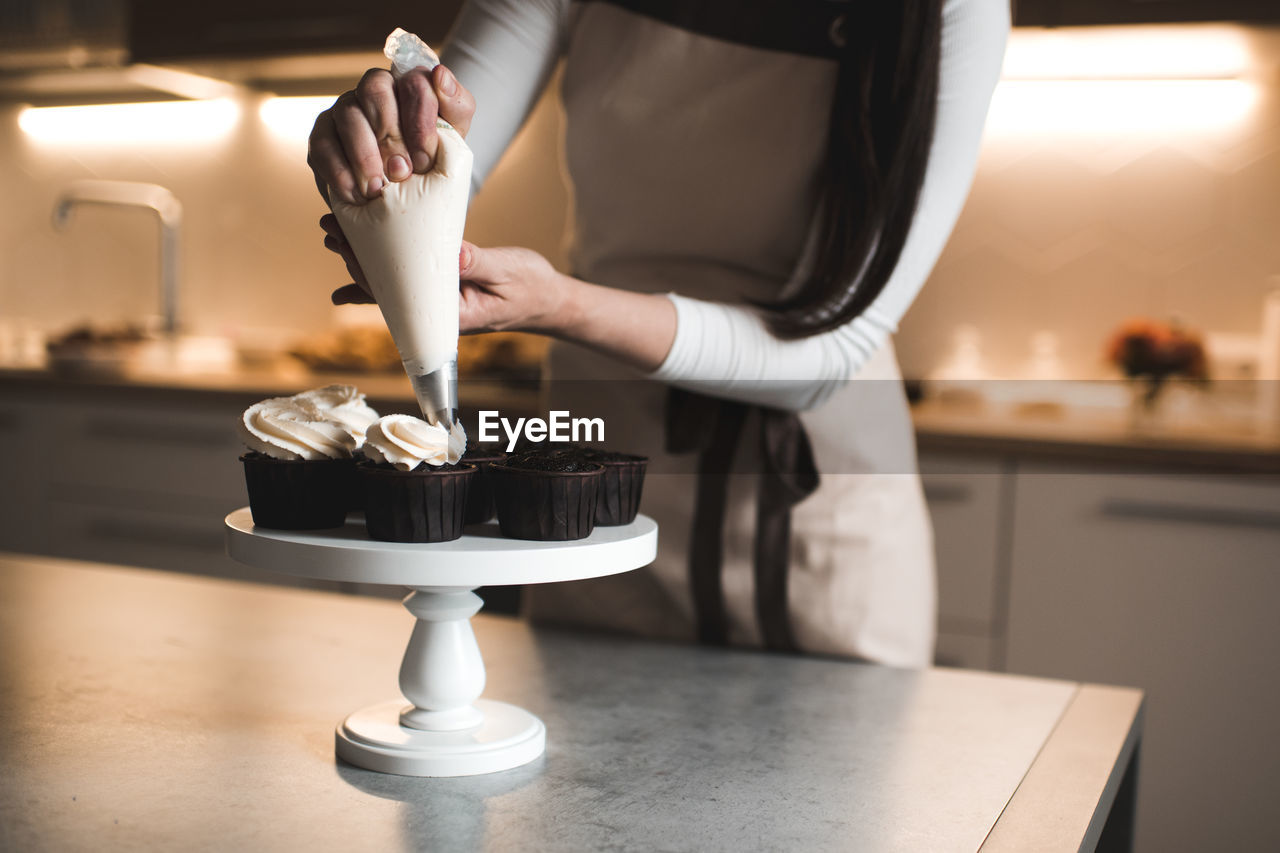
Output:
457,241,568,334
329,238,675,372
327,238,568,334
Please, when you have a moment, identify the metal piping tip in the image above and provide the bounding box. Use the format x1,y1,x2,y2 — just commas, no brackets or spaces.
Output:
408,358,459,430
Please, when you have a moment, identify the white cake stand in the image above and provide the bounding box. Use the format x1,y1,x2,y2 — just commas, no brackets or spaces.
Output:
224,508,657,778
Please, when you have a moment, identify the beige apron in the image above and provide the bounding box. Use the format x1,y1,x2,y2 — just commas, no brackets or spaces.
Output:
524,2,936,667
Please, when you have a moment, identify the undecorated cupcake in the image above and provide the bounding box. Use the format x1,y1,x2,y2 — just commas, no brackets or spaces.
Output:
490,454,604,541
360,415,474,542
573,449,647,526
238,395,358,529
461,443,506,525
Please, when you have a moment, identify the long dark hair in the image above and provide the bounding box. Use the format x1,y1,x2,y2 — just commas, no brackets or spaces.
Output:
761,1,943,338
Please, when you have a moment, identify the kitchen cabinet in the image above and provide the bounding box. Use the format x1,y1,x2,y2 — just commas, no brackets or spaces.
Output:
1014,0,1280,26
129,0,465,62
0,375,534,609
1006,464,1280,853
917,425,1280,851
0,390,314,588
0,1,127,69
920,451,1014,671
0,399,45,555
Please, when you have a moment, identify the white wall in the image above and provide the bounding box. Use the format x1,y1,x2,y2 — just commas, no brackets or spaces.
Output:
2,26,1278,382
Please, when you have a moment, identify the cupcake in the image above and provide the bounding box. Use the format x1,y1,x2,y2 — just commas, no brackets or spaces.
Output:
490,454,604,541
238,395,359,529
292,384,380,448
292,384,380,510
573,449,647,526
360,414,474,542
461,444,506,525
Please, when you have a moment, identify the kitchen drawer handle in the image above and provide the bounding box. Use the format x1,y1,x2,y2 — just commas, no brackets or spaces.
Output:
923,483,973,504
1100,499,1280,532
84,519,225,553
85,418,235,449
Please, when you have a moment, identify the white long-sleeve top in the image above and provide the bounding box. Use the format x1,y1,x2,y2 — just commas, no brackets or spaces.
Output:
445,0,1008,411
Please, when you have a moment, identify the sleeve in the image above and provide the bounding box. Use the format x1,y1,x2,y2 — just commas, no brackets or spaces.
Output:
649,0,1010,412
441,0,570,192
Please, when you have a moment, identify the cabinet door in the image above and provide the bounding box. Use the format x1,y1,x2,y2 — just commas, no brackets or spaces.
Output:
0,400,48,553
130,0,464,61
41,499,354,594
1007,465,1280,853
1015,0,1280,26
41,399,245,503
919,453,1012,669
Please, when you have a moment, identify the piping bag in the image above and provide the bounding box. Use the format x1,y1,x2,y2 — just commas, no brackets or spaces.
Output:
329,28,472,440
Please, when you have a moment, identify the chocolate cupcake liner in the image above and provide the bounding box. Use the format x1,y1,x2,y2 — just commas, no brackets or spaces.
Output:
361,463,475,543
491,463,602,541
595,458,648,526
347,451,371,513
241,453,355,530
461,449,506,525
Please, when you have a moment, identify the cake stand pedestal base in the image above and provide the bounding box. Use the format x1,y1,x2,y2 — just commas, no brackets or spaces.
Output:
224,509,657,779
336,698,545,777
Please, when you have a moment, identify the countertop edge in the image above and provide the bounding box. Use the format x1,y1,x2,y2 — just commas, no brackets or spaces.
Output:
981,684,1145,852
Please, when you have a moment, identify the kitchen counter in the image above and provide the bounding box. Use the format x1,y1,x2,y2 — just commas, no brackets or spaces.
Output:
913,397,1280,474
0,554,1141,852
0,363,540,416
4,363,1277,471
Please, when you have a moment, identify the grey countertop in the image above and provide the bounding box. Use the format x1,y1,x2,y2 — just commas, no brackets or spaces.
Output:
0,555,1141,852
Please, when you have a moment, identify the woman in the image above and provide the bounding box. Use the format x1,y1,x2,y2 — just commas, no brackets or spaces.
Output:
310,0,1009,666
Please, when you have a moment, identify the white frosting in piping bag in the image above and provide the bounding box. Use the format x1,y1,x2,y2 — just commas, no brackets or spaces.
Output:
329,122,472,381
329,29,472,422
364,414,467,470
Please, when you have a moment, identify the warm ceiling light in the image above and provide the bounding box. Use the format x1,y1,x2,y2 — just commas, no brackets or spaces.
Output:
18,99,239,145
986,79,1260,137
259,96,336,140
1002,25,1252,81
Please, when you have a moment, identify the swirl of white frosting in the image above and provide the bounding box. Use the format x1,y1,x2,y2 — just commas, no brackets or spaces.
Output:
239,396,357,461
364,414,466,471
292,385,380,447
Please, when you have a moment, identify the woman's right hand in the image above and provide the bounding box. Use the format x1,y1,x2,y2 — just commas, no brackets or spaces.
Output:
307,63,476,207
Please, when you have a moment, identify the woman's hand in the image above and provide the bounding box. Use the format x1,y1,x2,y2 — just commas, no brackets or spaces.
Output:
457,242,568,334
456,243,677,372
307,63,476,207
329,239,678,373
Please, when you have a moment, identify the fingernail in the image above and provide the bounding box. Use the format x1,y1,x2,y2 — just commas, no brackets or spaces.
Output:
365,176,383,197
387,155,410,180
438,67,457,96
411,151,431,172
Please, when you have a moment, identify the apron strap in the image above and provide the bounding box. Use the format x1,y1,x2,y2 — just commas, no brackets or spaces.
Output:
666,388,821,651
755,408,820,652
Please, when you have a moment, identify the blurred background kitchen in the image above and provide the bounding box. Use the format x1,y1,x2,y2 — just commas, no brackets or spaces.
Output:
0,2,1277,851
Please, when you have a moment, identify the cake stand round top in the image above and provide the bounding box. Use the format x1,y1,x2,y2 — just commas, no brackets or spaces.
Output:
224,508,657,587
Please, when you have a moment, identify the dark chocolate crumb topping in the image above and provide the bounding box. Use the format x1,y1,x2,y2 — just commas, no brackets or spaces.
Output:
501,454,602,473
570,448,647,463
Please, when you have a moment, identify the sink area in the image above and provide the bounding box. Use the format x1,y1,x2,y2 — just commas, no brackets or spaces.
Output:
43,333,237,379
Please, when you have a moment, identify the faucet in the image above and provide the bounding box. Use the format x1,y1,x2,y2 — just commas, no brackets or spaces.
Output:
53,180,183,336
